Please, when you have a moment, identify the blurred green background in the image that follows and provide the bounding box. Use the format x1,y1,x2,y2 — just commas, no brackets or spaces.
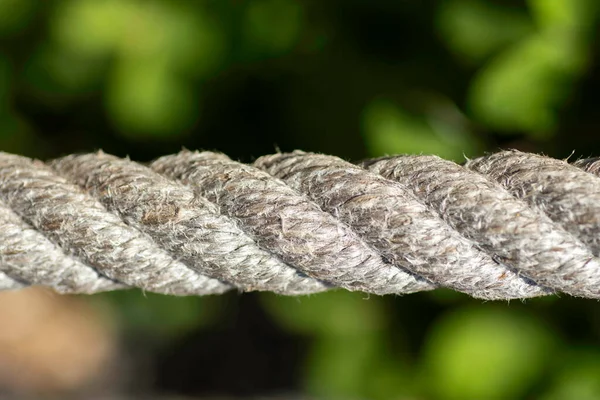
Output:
1,0,600,398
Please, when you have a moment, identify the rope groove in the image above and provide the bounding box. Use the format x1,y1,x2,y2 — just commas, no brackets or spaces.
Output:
1,149,599,300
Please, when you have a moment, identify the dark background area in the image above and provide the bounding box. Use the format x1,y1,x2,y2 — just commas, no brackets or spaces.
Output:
1,0,600,399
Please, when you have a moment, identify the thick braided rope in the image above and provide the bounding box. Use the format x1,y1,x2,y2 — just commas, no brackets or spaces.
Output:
1,149,600,300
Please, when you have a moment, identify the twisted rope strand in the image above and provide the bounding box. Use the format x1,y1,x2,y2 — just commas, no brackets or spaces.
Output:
1,149,600,300
52,152,329,295
0,271,23,290
575,157,600,174
364,154,599,298
0,199,122,294
467,151,600,254
151,151,432,295
255,151,546,299
0,153,228,295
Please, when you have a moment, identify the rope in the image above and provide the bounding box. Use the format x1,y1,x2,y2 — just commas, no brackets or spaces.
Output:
0,149,599,300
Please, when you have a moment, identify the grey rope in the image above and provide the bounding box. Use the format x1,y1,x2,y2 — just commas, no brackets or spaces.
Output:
1,149,599,300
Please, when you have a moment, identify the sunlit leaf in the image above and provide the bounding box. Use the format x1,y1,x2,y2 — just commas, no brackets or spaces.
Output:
362,99,481,161
261,290,387,336
468,33,589,137
420,306,556,400
304,334,382,398
303,333,417,400
106,61,197,139
51,0,131,58
438,0,533,63
53,0,225,78
528,0,598,34
144,4,226,77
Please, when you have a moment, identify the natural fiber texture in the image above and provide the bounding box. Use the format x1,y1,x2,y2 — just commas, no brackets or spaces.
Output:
0,199,121,294
151,151,430,295
0,153,227,295
52,153,328,295
254,152,546,299
363,154,599,298
1,149,600,300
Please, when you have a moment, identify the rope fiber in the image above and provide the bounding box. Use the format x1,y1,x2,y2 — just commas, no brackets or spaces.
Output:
1,149,600,300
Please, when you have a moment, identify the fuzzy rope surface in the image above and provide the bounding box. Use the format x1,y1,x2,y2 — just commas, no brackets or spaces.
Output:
1,149,599,300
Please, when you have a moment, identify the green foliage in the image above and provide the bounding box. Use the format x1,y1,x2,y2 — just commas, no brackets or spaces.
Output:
468,33,587,136
106,60,197,138
420,307,555,399
528,0,597,32
363,98,481,161
0,0,36,35
304,334,416,400
437,0,533,63
540,349,600,400
95,290,224,340
0,0,599,397
50,0,225,138
264,291,418,400
465,0,597,137
261,290,388,336
243,0,303,56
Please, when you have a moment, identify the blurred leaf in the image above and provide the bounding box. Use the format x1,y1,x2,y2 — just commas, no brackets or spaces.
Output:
363,99,481,161
53,0,224,140
264,291,417,399
468,32,589,137
366,360,417,400
106,61,197,139
304,333,417,400
420,306,556,400
93,290,222,339
540,348,600,400
114,2,225,75
154,7,225,77
52,0,131,58
437,0,533,63
261,290,387,336
53,0,225,77
0,0,36,36
466,0,596,138
304,334,382,398
25,45,105,97
243,0,303,56
528,0,598,34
